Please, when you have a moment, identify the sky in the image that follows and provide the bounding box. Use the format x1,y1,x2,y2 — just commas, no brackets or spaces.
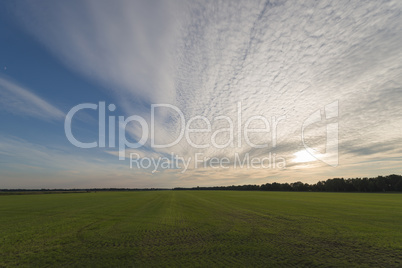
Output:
0,0,401,189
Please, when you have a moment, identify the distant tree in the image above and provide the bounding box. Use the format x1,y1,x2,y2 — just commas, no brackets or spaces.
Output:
170,174,402,192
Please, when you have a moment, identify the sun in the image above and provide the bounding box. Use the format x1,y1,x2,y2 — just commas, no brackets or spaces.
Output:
293,150,317,163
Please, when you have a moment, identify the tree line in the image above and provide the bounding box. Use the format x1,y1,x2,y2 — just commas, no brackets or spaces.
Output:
174,174,402,192
2,175,401,192
0,188,170,193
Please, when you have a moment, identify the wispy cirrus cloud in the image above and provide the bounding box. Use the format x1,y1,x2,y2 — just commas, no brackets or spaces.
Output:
0,135,136,188
0,76,64,121
14,0,179,106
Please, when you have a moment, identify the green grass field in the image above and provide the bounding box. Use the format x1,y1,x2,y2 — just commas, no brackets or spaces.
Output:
0,191,401,267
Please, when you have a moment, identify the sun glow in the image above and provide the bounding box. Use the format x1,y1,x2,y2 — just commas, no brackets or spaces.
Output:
293,150,317,163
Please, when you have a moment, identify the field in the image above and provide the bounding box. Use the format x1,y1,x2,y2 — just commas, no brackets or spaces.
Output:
0,191,401,267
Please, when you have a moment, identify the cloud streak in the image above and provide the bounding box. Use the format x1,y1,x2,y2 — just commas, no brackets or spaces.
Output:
0,76,65,121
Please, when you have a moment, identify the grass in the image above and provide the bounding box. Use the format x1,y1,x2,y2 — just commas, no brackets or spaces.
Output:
0,191,401,267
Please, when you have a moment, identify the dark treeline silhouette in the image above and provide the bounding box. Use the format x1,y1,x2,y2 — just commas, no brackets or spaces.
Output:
2,175,401,193
174,174,402,192
0,188,169,194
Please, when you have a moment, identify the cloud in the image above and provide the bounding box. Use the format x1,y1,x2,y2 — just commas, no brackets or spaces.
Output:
9,0,402,182
14,0,180,106
0,76,65,121
0,135,140,188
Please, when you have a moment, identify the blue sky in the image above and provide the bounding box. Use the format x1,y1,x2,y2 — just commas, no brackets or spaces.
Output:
1,0,402,189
